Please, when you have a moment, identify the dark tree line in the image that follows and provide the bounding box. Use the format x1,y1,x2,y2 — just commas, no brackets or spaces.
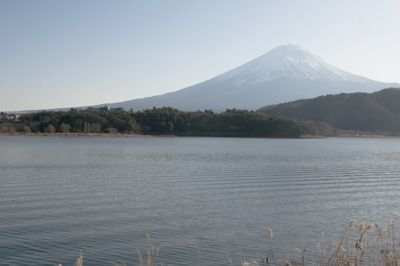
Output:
0,107,310,138
0,108,140,134
133,107,309,137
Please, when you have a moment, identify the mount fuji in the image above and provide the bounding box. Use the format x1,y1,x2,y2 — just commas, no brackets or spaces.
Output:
106,44,399,112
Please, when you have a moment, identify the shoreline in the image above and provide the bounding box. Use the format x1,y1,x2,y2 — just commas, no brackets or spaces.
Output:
301,134,399,139
0,132,398,138
0,132,154,138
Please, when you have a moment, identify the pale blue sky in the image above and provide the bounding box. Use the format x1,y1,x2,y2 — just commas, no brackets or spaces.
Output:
1,0,400,111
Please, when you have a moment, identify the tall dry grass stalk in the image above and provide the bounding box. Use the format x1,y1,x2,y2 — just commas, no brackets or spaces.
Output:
75,252,83,266
268,228,274,240
189,240,203,264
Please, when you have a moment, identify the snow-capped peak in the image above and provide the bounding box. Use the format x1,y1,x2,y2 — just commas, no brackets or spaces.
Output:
215,44,367,84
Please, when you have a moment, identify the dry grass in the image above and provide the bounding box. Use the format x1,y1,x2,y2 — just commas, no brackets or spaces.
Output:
258,219,400,266
312,219,399,266
110,234,163,266
243,219,400,266
58,220,400,266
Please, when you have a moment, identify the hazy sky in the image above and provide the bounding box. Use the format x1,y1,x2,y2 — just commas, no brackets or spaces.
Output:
1,0,400,111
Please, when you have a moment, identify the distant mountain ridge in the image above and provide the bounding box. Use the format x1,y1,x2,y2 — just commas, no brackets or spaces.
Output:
258,88,400,134
101,44,398,112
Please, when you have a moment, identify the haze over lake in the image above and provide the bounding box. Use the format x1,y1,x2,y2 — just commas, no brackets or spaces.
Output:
1,136,400,265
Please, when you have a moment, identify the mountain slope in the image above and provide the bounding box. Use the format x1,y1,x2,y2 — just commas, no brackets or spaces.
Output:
257,88,400,134
105,44,399,112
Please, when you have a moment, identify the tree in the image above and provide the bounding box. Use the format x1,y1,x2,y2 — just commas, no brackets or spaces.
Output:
88,123,101,133
45,125,56,133
58,123,71,133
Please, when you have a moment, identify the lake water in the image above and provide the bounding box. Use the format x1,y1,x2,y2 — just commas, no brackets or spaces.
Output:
1,136,400,265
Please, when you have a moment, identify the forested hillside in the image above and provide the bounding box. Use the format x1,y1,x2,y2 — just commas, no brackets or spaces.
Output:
0,107,310,138
258,88,400,135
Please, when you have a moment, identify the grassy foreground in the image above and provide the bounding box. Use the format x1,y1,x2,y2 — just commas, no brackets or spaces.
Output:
60,220,400,266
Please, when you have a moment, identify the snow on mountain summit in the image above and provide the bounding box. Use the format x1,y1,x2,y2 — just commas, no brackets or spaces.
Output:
104,44,398,112
216,44,367,84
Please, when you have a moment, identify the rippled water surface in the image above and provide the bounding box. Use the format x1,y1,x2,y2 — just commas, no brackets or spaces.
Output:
1,136,400,265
